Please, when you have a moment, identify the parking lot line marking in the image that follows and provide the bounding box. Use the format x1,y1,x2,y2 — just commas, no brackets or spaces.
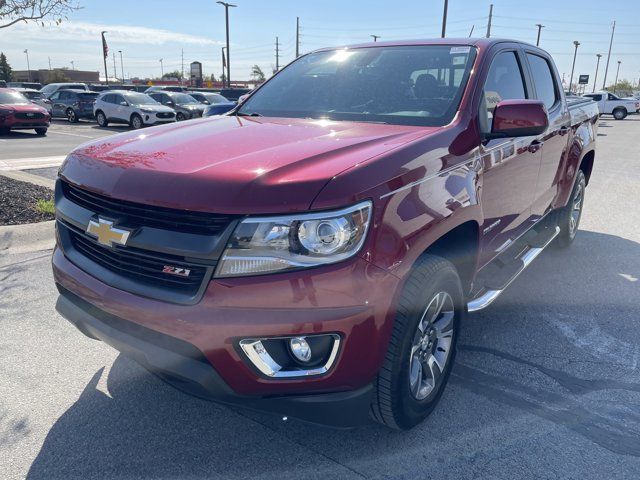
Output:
0,155,67,171
47,130,95,139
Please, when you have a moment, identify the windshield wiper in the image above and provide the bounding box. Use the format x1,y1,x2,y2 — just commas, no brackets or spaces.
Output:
236,111,263,117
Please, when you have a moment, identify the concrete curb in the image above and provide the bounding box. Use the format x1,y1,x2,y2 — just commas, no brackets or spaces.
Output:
0,220,55,256
0,170,55,189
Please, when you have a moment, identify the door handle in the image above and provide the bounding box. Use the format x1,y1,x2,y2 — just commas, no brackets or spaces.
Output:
528,140,543,153
558,126,570,136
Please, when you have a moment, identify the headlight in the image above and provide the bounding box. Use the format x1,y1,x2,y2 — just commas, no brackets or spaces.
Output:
140,108,154,113
215,201,372,277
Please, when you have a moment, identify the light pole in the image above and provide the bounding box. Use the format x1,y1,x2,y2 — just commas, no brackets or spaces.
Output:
592,54,602,93
441,0,448,38
159,58,164,78
535,24,544,46
119,50,124,83
569,40,580,94
370,35,380,42
613,60,621,94
221,47,227,84
24,49,31,82
217,1,237,88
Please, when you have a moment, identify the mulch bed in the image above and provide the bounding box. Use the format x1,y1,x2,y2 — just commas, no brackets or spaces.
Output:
0,175,55,225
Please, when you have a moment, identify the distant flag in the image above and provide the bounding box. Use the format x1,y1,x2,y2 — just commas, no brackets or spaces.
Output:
101,31,109,59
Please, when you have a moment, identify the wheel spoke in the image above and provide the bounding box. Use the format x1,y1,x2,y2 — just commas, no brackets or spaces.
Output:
427,355,442,385
409,356,422,396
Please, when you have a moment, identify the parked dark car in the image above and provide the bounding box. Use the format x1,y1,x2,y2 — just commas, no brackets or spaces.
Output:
188,91,236,117
49,89,99,122
144,85,188,93
88,84,112,92
187,91,230,105
218,88,251,101
148,91,205,120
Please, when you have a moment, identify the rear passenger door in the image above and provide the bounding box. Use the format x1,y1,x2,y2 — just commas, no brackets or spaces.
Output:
524,51,571,217
477,48,543,263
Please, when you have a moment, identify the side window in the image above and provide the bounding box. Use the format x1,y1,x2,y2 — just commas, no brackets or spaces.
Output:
114,95,125,105
592,94,602,101
59,91,70,101
102,94,113,104
49,92,60,101
527,54,557,110
481,51,527,131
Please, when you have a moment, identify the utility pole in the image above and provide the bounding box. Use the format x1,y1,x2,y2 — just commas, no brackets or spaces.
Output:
113,52,117,82
371,35,380,42
295,17,300,58
536,24,544,46
217,1,237,89
441,0,448,38
181,48,184,84
569,40,580,94
602,20,615,90
275,36,280,71
468,25,474,37
593,54,602,92
24,49,31,82
119,50,124,83
221,47,226,83
486,4,493,38
101,31,109,85
159,58,164,78
613,60,621,93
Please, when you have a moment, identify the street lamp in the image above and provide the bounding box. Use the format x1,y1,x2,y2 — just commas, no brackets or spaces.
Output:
568,40,580,94
217,1,236,88
535,24,544,46
24,49,31,82
118,50,124,83
370,35,380,42
592,54,602,93
613,60,621,94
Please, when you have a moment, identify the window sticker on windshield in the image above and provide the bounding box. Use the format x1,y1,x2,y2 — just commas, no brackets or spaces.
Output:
450,46,471,54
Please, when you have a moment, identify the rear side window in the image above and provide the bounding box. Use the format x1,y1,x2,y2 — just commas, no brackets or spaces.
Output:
480,51,527,131
102,94,114,104
527,53,557,109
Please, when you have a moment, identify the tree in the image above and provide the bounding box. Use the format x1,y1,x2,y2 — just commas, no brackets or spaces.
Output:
162,70,182,80
209,73,217,83
251,64,265,82
45,70,70,83
0,0,80,29
0,52,12,82
605,79,635,95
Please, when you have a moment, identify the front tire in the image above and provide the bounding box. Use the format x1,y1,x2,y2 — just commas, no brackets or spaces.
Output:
555,169,586,248
96,111,108,127
370,255,463,430
176,112,185,121
613,108,627,120
35,128,47,136
66,108,78,123
130,113,143,129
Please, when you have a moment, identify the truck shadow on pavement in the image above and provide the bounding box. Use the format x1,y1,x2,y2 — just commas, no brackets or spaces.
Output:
25,230,640,479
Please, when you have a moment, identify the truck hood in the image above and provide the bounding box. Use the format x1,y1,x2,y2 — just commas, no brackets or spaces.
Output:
61,115,435,214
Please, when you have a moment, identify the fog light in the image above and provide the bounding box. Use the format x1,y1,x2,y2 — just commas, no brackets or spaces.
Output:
289,337,311,362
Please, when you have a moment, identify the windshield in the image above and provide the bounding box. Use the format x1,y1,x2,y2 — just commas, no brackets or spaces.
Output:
238,45,476,126
124,92,158,105
170,93,199,104
0,91,30,105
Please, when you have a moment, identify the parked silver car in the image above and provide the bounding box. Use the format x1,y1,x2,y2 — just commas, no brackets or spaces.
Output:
93,90,176,129
148,91,206,121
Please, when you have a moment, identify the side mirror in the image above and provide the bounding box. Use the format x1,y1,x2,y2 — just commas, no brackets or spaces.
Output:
488,100,548,139
166,101,174,106
120,101,128,106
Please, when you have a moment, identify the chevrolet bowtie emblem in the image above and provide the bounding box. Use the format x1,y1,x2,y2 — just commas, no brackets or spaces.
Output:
86,218,131,247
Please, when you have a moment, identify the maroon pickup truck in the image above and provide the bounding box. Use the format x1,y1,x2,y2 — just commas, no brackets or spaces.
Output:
53,39,598,430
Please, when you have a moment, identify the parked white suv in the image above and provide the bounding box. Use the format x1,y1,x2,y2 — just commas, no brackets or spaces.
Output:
93,90,176,129
583,91,639,120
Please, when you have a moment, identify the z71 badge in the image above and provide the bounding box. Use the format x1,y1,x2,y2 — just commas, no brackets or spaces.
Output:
162,265,191,277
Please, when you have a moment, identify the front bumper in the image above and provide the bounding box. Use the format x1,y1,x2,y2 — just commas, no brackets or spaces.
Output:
1,117,50,129
56,283,374,427
53,245,400,425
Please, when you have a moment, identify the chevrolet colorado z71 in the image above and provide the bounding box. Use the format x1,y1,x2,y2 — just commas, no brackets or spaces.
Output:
53,39,598,430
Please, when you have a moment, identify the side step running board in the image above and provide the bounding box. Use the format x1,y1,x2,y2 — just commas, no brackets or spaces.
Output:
467,226,560,312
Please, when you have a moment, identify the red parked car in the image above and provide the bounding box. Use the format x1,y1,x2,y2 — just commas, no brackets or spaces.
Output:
53,39,598,429
0,88,51,135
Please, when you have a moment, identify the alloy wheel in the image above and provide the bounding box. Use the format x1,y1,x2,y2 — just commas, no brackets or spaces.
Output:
408,291,455,401
569,181,583,237
67,109,76,123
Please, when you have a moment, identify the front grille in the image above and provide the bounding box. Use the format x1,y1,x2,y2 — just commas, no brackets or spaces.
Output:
61,180,236,236
15,111,45,119
156,112,174,119
64,221,209,296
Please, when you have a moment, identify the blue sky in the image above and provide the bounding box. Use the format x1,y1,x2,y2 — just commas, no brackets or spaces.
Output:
1,0,639,90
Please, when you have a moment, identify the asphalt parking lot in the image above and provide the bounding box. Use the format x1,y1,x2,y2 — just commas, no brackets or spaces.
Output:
1,116,640,479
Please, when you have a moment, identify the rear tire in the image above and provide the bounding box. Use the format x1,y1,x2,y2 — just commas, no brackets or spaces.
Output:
555,169,586,248
35,128,47,136
130,113,143,129
370,255,463,430
66,108,78,123
613,108,627,120
176,112,185,121
96,111,108,127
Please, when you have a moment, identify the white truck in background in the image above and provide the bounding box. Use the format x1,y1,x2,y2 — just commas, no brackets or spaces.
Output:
583,91,639,120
